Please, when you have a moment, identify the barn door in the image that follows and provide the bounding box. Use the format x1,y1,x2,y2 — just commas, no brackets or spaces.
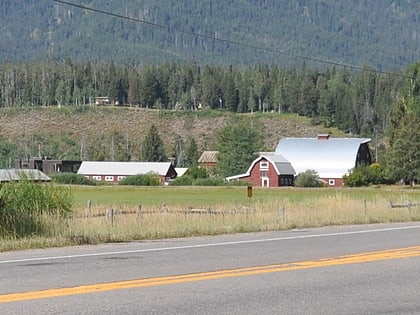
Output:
262,177,269,187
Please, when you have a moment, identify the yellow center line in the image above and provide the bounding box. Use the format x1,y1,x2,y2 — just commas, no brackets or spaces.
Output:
1,245,420,303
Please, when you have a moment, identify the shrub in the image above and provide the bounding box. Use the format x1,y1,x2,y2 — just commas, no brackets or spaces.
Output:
0,178,73,238
169,166,208,186
193,177,226,186
119,173,160,186
187,166,208,179
52,173,98,185
169,176,193,186
343,164,389,187
294,170,323,187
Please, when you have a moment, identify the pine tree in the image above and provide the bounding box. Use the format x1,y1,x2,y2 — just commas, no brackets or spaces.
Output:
386,113,420,185
141,124,166,162
184,137,199,167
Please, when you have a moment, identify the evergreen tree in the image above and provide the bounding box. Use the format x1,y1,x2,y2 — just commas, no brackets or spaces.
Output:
216,118,262,178
141,124,166,162
386,113,420,185
184,137,199,167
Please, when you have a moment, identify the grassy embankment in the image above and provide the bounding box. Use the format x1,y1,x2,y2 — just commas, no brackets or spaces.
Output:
1,185,419,252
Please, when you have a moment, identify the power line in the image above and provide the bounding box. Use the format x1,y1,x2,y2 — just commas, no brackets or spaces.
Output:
52,0,410,79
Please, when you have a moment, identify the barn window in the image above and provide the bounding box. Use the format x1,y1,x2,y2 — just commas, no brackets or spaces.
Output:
117,176,126,181
105,176,114,182
93,176,101,181
328,179,335,186
260,171,268,177
260,162,269,169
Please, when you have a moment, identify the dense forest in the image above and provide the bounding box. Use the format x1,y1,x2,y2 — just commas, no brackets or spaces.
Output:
0,1,419,69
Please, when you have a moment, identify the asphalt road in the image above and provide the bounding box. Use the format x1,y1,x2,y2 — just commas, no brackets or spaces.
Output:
1,222,420,314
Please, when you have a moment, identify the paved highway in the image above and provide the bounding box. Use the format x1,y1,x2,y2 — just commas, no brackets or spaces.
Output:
1,222,420,314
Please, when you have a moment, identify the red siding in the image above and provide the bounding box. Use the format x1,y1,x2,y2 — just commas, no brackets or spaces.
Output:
85,174,167,185
321,177,344,187
237,158,282,187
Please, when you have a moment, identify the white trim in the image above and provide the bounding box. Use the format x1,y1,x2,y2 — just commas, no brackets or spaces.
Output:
105,175,114,182
260,161,269,169
262,177,270,187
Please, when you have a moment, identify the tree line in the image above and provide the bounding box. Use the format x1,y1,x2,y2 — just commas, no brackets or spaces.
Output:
1,59,414,138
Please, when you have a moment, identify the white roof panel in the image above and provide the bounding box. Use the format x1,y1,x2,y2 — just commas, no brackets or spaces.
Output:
0,169,51,182
274,137,371,178
77,161,173,176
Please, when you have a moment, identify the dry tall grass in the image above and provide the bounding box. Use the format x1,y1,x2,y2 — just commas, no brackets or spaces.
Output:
66,194,420,242
1,193,419,251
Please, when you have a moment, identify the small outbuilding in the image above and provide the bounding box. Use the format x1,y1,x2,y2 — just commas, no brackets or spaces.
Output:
226,154,296,187
198,151,218,169
0,169,51,183
77,161,177,185
15,158,81,175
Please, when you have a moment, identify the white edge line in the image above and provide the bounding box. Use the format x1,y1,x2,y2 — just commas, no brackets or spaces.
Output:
1,225,420,265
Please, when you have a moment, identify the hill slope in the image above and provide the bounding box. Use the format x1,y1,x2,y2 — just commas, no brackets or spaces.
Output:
0,107,342,162
0,0,419,69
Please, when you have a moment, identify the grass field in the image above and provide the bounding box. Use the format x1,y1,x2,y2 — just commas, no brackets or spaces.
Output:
71,185,420,209
1,185,419,252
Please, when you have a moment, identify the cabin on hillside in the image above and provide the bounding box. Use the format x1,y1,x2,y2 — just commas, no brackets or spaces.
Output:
94,97,111,105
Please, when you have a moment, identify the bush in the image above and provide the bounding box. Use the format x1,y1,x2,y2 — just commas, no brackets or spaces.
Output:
169,166,208,186
0,178,73,238
187,166,208,179
343,163,390,187
52,173,98,185
294,170,323,187
169,176,193,186
193,177,226,186
119,173,160,186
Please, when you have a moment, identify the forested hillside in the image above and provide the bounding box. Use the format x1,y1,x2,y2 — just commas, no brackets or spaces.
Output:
0,0,419,69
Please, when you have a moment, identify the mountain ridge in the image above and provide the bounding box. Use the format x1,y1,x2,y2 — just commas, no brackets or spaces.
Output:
1,0,419,70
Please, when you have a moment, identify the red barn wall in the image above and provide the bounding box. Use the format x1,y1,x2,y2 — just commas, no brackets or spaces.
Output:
239,158,280,187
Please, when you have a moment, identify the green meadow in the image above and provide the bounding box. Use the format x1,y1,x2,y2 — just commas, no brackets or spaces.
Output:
71,185,420,210
1,185,419,252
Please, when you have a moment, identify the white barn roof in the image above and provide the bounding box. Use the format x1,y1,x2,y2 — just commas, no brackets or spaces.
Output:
77,161,175,176
274,137,371,178
0,169,51,182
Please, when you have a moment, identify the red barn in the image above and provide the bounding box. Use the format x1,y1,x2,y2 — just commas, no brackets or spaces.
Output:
77,161,177,185
226,155,295,187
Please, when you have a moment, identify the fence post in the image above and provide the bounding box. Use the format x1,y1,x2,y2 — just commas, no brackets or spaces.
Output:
279,206,285,221
106,208,114,226
87,199,92,216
